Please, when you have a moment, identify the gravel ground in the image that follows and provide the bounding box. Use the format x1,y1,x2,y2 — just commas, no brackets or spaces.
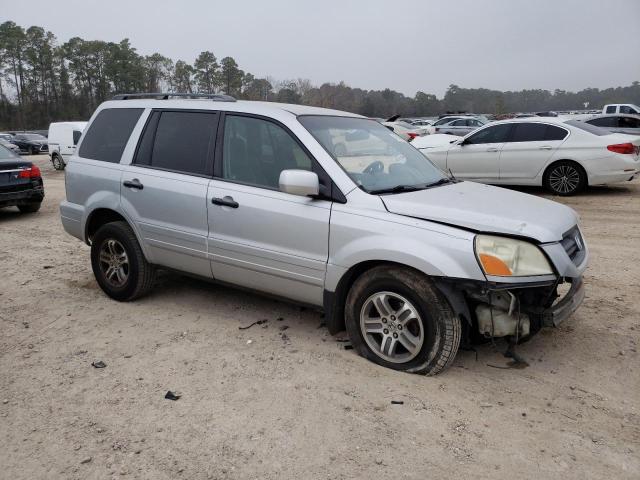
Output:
1,155,638,479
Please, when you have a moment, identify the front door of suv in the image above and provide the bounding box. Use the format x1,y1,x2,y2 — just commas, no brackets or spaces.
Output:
444,123,513,181
120,109,217,278
207,114,331,306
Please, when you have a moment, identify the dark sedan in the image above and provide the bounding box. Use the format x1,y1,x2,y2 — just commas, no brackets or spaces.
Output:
11,133,49,155
0,144,44,213
584,114,640,135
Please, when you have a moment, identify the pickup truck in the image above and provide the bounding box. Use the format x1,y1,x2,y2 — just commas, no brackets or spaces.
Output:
602,104,640,115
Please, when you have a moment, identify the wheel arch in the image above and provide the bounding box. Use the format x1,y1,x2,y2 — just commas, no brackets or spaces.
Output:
543,158,589,187
323,260,474,336
85,207,153,263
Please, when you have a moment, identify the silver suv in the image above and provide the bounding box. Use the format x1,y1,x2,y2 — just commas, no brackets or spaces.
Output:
60,93,588,375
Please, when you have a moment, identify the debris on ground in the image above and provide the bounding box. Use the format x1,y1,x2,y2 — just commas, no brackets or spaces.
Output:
391,400,404,405
280,332,291,344
91,360,107,368
279,325,289,331
80,456,92,464
164,391,181,401
238,319,268,330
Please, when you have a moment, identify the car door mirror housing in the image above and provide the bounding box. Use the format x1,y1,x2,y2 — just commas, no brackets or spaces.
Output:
279,169,320,197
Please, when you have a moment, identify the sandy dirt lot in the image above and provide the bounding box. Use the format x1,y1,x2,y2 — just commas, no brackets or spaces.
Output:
1,154,638,479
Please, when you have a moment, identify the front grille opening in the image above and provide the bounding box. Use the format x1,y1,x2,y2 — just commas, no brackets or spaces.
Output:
561,226,585,266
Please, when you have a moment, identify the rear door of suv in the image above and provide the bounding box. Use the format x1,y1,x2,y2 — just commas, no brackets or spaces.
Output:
206,113,331,305
120,109,217,278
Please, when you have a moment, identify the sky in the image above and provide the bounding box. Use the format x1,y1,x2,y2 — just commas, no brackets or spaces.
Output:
2,0,639,97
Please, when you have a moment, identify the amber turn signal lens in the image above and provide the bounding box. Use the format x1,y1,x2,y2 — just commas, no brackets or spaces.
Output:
478,253,512,276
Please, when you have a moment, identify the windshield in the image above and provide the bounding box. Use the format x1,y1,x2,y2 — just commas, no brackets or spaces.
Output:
0,144,17,159
298,115,447,193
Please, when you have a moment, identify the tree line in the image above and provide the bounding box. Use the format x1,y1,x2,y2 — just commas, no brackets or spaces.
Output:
1,21,639,130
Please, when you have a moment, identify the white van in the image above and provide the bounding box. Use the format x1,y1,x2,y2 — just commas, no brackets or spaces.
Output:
602,104,640,115
48,121,87,170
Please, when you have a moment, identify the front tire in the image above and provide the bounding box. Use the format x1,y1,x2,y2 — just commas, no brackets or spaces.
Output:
345,265,461,375
91,221,156,301
543,161,586,196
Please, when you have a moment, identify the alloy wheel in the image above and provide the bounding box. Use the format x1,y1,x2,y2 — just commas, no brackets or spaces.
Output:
549,165,580,194
98,239,130,288
359,291,425,363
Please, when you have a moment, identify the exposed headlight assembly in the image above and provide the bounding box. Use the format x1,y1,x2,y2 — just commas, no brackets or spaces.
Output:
475,235,554,277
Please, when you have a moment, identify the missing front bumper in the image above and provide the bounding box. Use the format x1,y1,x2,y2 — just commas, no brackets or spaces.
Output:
540,277,585,327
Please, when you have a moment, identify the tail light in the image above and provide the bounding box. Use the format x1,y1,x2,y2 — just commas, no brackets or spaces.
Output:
18,165,42,178
407,132,419,141
607,143,636,155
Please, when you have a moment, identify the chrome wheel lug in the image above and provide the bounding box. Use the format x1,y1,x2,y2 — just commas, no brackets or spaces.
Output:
383,328,389,335
397,324,403,330
393,332,398,338
381,318,387,323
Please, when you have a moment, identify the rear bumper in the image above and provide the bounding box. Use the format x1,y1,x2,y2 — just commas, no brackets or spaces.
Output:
0,183,44,207
59,200,85,241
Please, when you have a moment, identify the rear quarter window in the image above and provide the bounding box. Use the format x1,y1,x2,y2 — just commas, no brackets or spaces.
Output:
79,108,143,163
565,120,611,136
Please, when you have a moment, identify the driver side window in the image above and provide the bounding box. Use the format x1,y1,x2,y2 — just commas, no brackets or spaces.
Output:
465,124,512,144
222,115,313,190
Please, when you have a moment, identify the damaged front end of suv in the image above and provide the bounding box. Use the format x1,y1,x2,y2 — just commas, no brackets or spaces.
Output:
435,226,587,348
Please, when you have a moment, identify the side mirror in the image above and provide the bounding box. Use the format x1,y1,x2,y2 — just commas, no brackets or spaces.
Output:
279,169,319,197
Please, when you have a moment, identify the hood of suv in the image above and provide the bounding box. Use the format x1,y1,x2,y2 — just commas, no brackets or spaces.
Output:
381,181,578,243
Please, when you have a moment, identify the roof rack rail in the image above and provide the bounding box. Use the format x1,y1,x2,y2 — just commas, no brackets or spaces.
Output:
112,93,237,102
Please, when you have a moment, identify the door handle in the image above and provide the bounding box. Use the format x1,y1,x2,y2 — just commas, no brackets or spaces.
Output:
539,146,553,150
486,147,499,152
123,179,144,190
211,196,239,208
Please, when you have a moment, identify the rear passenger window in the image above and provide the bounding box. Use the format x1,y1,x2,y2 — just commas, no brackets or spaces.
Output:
79,108,143,163
605,106,616,114
135,111,218,176
511,123,547,142
620,117,640,128
222,115,312,189
72,130,82,145
544,125,568,141
588,117,617,127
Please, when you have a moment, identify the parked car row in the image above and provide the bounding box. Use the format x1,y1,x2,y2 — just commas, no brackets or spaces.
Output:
0,123,88,170
412,117,640,195
0,131,49,155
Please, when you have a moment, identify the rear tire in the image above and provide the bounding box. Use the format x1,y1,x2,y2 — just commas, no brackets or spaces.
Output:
91,221,156,301
18,202,41,213
52,154,65,170
543,161,587,196
344,265,461,375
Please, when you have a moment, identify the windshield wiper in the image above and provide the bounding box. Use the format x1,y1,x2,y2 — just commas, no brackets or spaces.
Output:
424,178,452,187
369,184,425,195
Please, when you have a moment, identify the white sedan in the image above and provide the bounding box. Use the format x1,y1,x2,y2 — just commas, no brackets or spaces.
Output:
412,118,640,195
